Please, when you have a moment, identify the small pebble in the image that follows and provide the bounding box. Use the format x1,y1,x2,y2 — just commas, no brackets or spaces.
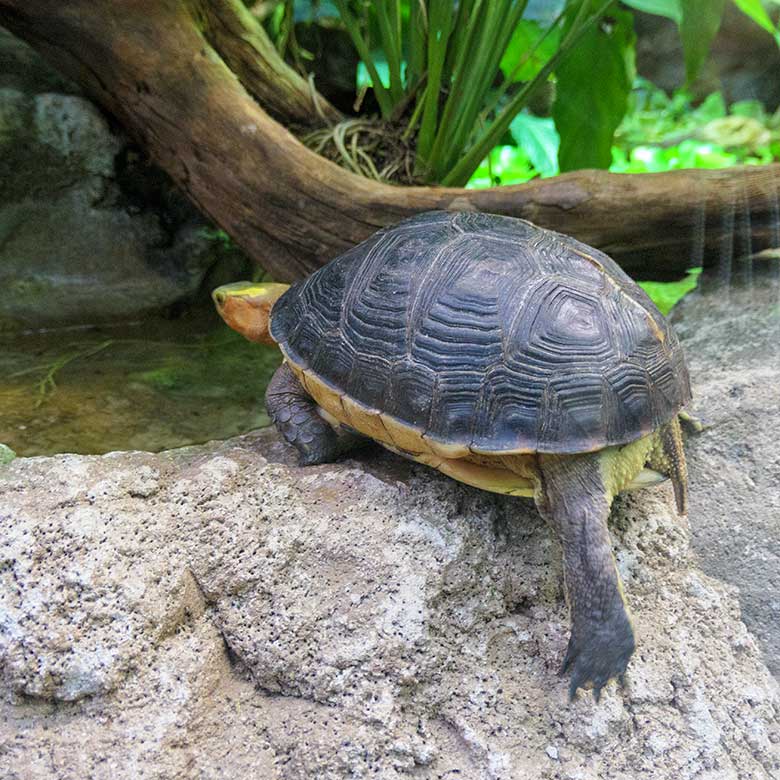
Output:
546,745,559,760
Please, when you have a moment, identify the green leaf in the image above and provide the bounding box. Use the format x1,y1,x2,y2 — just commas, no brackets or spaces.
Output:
553,4,636,171
620,0,681,23
500,20,562,82
466,145,536,188
679,0,726,83
442,0,613,185
732,0,777,34
333,0,395,117
0,443,15,465
509,113,560,176
639,268,701,315
356,58,391,90
697,91,728,120
416,0,456,164
730,99,767,120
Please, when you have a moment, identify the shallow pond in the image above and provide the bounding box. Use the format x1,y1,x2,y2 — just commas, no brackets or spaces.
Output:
0,306,280,456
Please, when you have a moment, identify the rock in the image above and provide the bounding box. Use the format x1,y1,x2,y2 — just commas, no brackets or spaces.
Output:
634,5,780,109
33,93,123,177
672,270,780,677
0,27,75,95
1,429,778,778
0,26,251,330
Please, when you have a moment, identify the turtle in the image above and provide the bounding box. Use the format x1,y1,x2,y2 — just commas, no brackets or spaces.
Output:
212,211,691,700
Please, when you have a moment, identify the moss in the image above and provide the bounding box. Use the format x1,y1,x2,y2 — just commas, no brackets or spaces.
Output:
8,276,54,299
0,443,15,465
0,140,83,204
0,315,24,334
131,325,281,400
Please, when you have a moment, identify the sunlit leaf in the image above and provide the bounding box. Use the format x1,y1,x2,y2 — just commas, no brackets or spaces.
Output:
730,99,767,120
732,0,777,34
553,4,635,171
524,0,567,25
509,113,560,177
357,58,391,90
697,91,728,120
500,20,562,82
466,145,536,188
292,1,340,23
639,268,702,315
679,0,726,83
620,0,681,23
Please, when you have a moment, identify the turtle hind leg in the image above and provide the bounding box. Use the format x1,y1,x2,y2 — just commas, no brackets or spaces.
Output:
535,453,635,701
265,363,347,466
648,417,688,515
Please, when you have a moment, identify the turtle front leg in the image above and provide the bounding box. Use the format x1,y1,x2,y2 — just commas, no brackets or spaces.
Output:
535,453,634,701
266,363,356,466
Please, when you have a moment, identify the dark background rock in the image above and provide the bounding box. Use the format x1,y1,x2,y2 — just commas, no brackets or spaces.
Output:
635,4,780,109
0,25,74,94
0,27,251,331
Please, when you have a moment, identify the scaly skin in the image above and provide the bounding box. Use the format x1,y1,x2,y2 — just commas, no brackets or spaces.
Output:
533,429,687,701
265,363,368,465
265,363,343,466
535,452,635,701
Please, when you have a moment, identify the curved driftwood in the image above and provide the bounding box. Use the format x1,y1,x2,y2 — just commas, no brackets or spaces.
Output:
1,0,778,281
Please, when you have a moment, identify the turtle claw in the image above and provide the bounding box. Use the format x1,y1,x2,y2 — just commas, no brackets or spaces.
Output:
562,612,635,703
560,640,576,676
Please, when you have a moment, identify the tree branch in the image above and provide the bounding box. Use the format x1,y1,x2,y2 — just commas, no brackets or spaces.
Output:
1,0,777,282
189,0,342,125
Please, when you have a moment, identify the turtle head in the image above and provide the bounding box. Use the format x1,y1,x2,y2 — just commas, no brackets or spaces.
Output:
211,281,289,345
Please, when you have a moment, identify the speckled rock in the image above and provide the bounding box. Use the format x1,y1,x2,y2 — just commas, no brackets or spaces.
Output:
672,271,780,677
1,429,778,779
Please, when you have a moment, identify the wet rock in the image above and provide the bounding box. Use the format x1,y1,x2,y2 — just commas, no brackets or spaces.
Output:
672,272,780,677
635,4,780,109
1,429,778,778
0,27,250,330
0,28,74,95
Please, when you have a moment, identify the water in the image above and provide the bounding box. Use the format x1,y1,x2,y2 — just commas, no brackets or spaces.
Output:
0,306,280,456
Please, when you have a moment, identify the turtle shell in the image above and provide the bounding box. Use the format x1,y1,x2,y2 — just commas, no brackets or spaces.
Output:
270,211,691,455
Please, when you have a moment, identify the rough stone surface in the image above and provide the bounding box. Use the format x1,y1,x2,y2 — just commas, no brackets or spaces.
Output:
0,27,249,330
672,272,780,677
1,428,778,779
0,28,74,95
635,5,780,109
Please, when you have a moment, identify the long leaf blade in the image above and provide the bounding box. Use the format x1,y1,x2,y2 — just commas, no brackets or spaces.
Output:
679,0,727,83
553,3,635,171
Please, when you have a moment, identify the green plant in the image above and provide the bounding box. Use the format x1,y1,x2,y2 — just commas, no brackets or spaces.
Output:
333,0,616,184
466,83,780,185
324,0,778,184
8,340,114,408
639,268,702,314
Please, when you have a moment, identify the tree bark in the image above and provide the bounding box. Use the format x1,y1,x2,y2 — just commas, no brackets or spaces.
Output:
1,0,778,282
